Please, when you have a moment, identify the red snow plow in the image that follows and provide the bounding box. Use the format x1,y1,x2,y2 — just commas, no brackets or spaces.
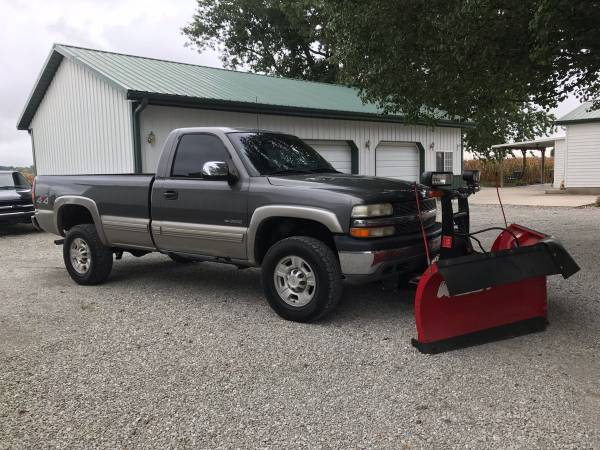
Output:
411,171,580,354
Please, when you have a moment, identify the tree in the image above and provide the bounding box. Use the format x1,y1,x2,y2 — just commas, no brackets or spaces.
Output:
183,0,339,82
325,0,598,156
184,1,600,157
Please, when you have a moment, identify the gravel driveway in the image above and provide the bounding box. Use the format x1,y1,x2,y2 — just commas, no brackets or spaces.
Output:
1,205,599,449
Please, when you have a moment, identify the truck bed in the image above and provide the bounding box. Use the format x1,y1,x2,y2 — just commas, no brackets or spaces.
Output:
36,174,155,220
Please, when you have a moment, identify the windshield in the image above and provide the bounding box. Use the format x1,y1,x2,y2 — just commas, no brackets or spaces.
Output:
227,132,338,176
0,173,30,189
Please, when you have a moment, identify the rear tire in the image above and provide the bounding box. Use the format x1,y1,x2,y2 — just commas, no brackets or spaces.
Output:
261,236,342,322
63,224,113,285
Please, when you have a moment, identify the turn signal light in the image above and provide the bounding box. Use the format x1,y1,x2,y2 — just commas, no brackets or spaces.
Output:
350,226,395,238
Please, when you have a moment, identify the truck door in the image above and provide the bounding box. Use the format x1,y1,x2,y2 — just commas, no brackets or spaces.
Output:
151,133,249,259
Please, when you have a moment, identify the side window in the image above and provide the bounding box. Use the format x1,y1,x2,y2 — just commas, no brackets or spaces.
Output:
436,152,453,173
171,134,230,178
444,152,453,172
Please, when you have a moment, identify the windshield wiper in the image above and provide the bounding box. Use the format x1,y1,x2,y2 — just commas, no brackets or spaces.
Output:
267,169,314,176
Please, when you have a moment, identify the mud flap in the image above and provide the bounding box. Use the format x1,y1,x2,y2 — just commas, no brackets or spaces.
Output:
412,224,580,354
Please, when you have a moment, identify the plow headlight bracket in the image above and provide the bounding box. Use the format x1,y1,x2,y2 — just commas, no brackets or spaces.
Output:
351,203,393,218
421,171,453,188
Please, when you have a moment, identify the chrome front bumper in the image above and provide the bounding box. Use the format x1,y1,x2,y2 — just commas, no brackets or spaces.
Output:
338,235,441,281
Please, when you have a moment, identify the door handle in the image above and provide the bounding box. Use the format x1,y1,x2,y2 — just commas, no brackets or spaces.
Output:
163,190,178,200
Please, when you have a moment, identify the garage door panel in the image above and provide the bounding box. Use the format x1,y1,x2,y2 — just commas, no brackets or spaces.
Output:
376,143,419,181
305,140,352,174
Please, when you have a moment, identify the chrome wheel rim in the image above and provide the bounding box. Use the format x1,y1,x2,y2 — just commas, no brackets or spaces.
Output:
274,255,316,307
70,237,90,274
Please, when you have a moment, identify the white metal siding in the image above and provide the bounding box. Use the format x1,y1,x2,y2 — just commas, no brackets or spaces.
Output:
553,140,566,188
30,59,134,175
140,106,462,175
564,123,600,187
375,142,419,181
304,140,352,173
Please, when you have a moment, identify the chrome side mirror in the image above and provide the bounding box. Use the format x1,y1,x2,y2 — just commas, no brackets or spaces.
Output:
201,161,229,179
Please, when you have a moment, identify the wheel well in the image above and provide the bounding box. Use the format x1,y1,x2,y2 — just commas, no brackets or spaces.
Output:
254,217,337,265
58,204,94,233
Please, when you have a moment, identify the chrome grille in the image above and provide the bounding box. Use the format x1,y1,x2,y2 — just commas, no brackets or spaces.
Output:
392,198,436,216
393,198,437,234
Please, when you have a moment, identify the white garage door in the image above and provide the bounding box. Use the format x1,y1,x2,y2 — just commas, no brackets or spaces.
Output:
305,140,352,174
375,142,419,181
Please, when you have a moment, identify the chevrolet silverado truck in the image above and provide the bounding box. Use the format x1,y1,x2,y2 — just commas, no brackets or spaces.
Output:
0,170,35,225
33,128,441,321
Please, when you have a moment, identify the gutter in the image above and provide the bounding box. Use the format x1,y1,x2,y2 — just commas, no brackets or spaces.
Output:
126,91,474,129
132,98,148,173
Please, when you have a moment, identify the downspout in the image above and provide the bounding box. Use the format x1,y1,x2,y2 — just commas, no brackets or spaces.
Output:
460,129,464,174
132,98,149,174
28,129,37,175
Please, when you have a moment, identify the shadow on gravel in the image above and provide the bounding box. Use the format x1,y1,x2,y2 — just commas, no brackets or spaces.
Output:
102,256,415,323
0,223,39,237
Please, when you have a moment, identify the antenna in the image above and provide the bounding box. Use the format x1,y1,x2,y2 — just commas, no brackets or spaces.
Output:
255,96,260,133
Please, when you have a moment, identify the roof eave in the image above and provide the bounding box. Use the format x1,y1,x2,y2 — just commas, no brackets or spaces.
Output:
555,118,600,125
127,91,471,128
16,47,64,130
17,44,130,131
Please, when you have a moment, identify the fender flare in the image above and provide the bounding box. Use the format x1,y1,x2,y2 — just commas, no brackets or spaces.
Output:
54,196,109,245
246,205,344,265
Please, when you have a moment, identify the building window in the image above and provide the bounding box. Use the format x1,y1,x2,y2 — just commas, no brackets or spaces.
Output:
436,152,453,173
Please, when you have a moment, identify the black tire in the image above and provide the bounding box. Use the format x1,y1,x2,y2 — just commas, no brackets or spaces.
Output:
63,224,113,285
168,253,196,263
261,236,342,322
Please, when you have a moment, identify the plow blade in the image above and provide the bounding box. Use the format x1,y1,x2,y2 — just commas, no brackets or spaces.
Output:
412,224,580,354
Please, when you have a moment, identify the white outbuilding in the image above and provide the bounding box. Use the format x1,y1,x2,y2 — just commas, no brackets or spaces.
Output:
555,103,600,193
18,44,467,180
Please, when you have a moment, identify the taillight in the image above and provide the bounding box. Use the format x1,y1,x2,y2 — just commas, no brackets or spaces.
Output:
31,177,36,204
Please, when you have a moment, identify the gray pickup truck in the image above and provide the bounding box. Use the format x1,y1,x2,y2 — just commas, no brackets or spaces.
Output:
33,127,441,321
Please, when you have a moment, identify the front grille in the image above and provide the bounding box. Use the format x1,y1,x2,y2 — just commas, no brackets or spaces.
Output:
392,198,437,234
392,198,436,216
0,201,34,214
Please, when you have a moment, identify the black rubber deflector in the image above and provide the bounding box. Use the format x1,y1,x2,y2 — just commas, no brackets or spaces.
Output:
411,317,548,354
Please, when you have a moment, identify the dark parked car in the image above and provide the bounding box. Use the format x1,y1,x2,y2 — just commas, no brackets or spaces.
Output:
0,171,35,225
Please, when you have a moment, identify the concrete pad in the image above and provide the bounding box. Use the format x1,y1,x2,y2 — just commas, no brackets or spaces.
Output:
469,184,598,207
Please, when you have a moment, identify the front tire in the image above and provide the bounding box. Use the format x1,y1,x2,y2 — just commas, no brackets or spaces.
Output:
63,224,113,285
261,236,342,322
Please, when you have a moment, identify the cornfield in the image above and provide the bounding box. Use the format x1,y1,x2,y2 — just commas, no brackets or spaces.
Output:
464,156,554,186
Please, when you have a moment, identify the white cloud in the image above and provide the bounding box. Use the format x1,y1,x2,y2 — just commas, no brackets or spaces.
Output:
0,0,221,167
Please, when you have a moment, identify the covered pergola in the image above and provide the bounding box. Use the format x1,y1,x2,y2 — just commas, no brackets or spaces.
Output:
492,136,565,186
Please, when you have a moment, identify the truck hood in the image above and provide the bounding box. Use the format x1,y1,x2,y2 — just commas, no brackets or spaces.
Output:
267,173,421,201
0,188,31,203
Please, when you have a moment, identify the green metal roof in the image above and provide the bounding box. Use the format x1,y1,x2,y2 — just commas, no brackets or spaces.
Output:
18,44,466,130
556,102,600,125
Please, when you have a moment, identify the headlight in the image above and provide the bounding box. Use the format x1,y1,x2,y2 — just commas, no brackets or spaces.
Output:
462,170,480,186
351,203,393,218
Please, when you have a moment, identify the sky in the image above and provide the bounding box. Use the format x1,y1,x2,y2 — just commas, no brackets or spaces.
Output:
0,0,583,167
0,0,221,167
